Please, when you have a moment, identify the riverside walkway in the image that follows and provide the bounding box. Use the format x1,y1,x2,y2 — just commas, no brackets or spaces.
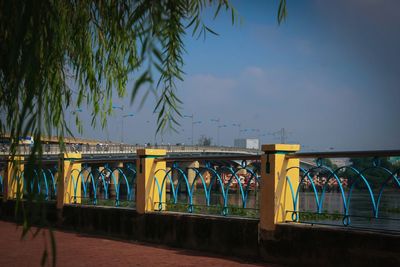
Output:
0,221,273,267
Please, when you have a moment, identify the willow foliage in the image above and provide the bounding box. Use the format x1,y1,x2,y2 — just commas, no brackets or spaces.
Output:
0,0,286,150
0,0,218,149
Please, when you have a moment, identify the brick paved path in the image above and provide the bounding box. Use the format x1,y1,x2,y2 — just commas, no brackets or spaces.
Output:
0,221,275,267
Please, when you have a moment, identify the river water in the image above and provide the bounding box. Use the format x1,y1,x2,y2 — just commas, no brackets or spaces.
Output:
170,189,400,231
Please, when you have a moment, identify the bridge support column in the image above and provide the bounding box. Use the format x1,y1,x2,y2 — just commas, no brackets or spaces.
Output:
176,161,199,192
97,165,107,200
57,153,81,209
110,162,123,198
259,144,300,233
186,161,199,190
5,157,24,200
136,149,166,214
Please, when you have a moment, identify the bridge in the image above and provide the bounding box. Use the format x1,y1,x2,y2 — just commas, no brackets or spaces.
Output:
0,133,261,156
0,143,262,156
0,143,316,171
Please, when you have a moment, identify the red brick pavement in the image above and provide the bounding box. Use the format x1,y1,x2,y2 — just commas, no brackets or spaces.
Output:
0,221,277,267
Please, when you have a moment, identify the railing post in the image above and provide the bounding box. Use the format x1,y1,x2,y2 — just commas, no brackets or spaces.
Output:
57,153,81,209
5,156,24,199
259,144,300,233
136,149,166,214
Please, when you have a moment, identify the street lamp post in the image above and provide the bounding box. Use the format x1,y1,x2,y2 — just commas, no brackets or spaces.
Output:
192,120,202,145
240,128,250,138
260,133,267,143
183,114,194,145
145,120,156,145
112,105,123,143
269,128,292,144
184,114,203,146
232,123,241,139
252,128,261,149
251,128,260,139
210,118,220,146
122,113,134,143
217,124,227,146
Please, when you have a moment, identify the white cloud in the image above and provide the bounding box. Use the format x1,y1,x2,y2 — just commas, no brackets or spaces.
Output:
179,74,238,111
242,66,265,77
188,74,237,91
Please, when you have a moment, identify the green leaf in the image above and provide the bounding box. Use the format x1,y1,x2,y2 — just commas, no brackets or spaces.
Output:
41,249,48,267
50,229,57,267
205,26,219,36
131,71,152,104
278,0,287,24
214,3,222,19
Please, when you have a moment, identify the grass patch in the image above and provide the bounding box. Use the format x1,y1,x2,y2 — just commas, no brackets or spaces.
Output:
298,210,342,221
79,198,135,208
163,200,259,218
380,207,400,214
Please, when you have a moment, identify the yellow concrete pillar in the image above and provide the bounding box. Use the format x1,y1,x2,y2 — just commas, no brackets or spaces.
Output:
57,153,81,209
259,144,300,232
136,149,166,214
5,157,24,199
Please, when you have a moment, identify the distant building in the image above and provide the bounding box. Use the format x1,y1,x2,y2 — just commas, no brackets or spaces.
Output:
234,138,259,149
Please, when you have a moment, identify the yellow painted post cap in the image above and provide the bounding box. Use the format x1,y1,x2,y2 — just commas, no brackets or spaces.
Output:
60,152,82,159
261,144,300,153
137,149,167,157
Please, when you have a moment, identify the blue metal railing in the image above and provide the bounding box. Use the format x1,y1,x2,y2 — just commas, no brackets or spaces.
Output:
0,172,3,197
0,165,58,200
1,159,137,208
285,150,400,231
2,149,399,230
153,155,261,217
69,163,136,207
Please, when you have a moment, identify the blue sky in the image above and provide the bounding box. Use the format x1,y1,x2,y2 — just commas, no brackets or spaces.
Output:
70,0,400,151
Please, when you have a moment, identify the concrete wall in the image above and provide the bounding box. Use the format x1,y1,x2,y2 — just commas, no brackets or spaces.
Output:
61,205,259,258
0,200,58,225
0,201,258,259
259,224,400,266
1,201,399,266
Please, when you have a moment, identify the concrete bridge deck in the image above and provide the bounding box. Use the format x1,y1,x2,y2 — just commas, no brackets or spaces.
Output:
0,143,262,157
0,221,274,267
